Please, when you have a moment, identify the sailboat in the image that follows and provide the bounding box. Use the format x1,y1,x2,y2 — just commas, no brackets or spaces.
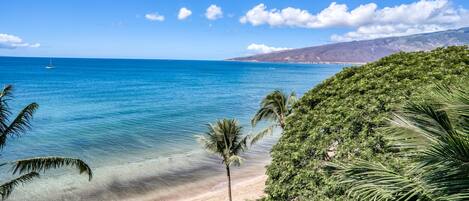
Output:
46,58,54,69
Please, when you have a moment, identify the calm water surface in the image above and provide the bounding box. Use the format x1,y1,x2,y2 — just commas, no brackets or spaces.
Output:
0,57,345,200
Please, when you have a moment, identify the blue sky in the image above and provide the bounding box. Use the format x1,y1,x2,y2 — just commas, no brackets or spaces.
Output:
1,0,469,59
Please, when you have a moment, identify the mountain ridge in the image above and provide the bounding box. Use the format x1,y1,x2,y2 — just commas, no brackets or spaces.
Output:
229,27,469,64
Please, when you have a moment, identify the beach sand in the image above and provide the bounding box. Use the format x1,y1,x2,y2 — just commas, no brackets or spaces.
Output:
184,174,266,201
9,140,275,201
123,162,268,201
184,175,267,201
115,139,276,201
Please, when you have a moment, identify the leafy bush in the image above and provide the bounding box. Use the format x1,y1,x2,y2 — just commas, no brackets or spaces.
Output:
334,83,469,201
264,46,469,200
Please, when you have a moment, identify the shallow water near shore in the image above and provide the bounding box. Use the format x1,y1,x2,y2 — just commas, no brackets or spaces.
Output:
0,57,344,200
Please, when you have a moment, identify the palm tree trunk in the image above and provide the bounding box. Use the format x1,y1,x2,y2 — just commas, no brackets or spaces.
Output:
279,115,286,129
226,165,232,201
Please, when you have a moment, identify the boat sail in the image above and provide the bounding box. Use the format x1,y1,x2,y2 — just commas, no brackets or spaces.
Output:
46,58,54,69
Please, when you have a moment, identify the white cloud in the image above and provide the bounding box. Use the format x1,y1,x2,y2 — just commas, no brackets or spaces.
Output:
247,43,292,54
145,13,165,21
178,7,192,20
28,43,41,48
330,24,447,42
205,5,223,20
240,0,469,42
240,3,376,28
0,33,40,49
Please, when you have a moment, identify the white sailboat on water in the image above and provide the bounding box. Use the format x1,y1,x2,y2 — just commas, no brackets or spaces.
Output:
46,58,54,69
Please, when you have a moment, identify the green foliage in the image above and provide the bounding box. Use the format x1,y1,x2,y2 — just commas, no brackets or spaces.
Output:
264,46,469,200
334,83,469,200
0,85,92,200
0,172,39,200
197,119,249,167
12,157,93,181
251,90,297,145
197,119,250,201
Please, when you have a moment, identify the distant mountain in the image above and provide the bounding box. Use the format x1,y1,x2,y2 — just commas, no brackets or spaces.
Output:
229,27,469,64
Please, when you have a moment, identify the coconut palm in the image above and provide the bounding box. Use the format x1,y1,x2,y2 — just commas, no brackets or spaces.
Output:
250,90,297,145
197,119,249,201
0,85,92,200
334,83,469,201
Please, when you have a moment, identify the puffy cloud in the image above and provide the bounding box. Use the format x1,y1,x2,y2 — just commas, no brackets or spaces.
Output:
247,43,292,54
145,13,165,21
240,3,377,28
178,7,192,20
0,33,40,49
331,24,447,42
240,0,469,41
205,5,223,20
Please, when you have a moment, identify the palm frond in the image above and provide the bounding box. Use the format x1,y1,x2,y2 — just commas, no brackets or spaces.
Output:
335,82,469,201
226,155,244,167
251,90,297,144
196,133,219,154
287,91,298,112
232,134,249,155
250,124,276,145
334,161,433,201
11,157,92,181
433,83,469,118
0,172,39,200
252,90,289,127
433,84,469,134
0,103,39,149
252,107,278,127
0,85,13,100
385,97,458,155
197,119,248,167
0,85,13,136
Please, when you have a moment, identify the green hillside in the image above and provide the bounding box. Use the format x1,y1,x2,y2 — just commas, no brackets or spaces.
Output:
264,46,469,200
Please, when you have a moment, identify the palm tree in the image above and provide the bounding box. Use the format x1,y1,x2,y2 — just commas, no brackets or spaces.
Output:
250,90,297,145
0,85,92,200
333,83,469,200
197,119,249,201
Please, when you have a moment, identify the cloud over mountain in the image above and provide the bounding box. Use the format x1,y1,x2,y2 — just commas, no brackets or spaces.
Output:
247,43,292,54
240,0,469,41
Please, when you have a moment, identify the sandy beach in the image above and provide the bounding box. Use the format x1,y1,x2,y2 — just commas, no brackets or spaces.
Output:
183,174,266,201
123,162,268,201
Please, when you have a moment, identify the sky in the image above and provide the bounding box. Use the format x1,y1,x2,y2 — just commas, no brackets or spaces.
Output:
1,0,469,60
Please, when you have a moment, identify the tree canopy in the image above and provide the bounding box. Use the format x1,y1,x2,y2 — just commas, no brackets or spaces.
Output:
264,46,469,200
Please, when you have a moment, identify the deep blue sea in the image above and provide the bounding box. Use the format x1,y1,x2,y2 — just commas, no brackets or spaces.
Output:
0,57,344,200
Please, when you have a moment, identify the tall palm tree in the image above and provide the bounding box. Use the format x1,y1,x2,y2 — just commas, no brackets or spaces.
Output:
0,85,92,200
334,83,469,201
197,119,249,201
250,90,297,145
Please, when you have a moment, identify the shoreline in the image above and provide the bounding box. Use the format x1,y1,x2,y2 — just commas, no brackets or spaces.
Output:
124,160,269,201
224,59,365,65
8,138,275,201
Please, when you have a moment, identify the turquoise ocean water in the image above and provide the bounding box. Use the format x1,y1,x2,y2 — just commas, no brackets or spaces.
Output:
0,57,344,200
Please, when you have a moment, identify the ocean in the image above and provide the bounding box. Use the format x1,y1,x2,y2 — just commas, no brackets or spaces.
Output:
0,57,344,200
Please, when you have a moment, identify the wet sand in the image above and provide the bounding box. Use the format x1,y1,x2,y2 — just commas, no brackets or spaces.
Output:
123,161,268,201
8,137,277,201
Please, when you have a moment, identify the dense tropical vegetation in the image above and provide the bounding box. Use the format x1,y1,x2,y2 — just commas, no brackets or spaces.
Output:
264,46,469,200
0,85,92,200
334,83,469,200
250,90,297,145
197,119,249,201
